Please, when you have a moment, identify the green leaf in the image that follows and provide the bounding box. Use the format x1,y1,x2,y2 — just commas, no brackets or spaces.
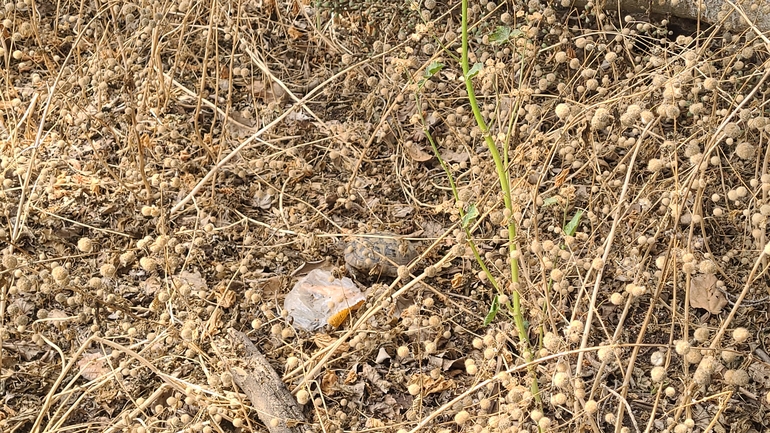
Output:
489,26,512,43
489,26,522,44
563,209,584,237
461,203,479,228
465,62,483,80
483,294,500,326
542,196,559,207
424,60,444,78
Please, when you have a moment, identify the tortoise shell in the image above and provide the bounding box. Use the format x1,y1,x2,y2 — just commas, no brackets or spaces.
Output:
343,233,417,279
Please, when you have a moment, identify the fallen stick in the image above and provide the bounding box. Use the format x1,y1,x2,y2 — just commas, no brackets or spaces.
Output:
229,330,310,433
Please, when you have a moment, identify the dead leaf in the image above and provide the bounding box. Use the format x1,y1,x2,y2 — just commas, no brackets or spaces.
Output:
140,276,162,296
251,80,286,104
286,111,311,124
361,364,390,393
553,167,570,187
403,140,432,162
392,205,414,218
690,273,727,314
376,347,391,364
291,260,331,277
365,418,386,428
287,26,303,39
343,368,357,385
313,334,350,355
46,309,71,330
254,188,273,209
78,352,109,381
257,275,284,297
369,395,400,419
320,371,338,396
214,284,236,308
229,110,256,129
748,362,770,387
440,149,469,163
425,112,440,126
169,270,208,293
205,307,224,337
428,356,465,371
12,341,43,361
407,373,455,395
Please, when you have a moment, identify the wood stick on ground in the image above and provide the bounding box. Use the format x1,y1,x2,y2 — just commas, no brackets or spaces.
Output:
229,330,310,433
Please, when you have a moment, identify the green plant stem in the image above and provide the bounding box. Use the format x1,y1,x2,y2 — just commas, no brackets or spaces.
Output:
461,0,539,403
461,0,524,340
415,91,500,292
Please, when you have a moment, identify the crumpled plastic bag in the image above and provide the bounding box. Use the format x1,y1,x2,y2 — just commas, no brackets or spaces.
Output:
284,269,365,331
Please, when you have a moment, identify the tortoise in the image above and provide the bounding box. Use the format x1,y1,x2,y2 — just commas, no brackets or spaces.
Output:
343,233,417,280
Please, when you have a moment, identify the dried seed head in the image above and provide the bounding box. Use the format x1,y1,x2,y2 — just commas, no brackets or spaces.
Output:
554,103,571,120
454,410,470,425
650,350,665,366
674,340,691,355
52,266,69,282
693,327,710,343
721,349,739,363
647,158,664,172
95,267,114,284
139,256,157,272
584,399,598,414
2,254,18,269
551,392,567,405
552,371,570,388
610,292,624,305
590,107,613,130
650,366,666,382
120,251,136,266
732,327,750,344
724,369,750,386
296,389,310,405
397,346,409,358
625,283,646,297
735,142,754,159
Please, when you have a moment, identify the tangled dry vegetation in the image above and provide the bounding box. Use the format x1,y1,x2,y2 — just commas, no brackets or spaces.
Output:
2,0,770,432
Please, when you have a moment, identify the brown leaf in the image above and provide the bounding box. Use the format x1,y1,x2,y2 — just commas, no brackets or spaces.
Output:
170,270,208,293
391,205,414,218
47,309,71,330
291,260,332,277
440,149,469,163
451,273,464,289
362,364,390,393
313,334,350,355
251,80,286,103
78,352,109,381
287,26,303,39
403,140,432,162
140,276,161,296
215,285,236,308
343,369,357,385
320,371,338,396
690,273,727,314
258,275,283,297
407,373,455,395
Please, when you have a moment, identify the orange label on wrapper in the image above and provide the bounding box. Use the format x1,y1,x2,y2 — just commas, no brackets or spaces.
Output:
327,299,365,328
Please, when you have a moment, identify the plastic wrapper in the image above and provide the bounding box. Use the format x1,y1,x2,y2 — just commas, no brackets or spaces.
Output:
284,269,365,331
